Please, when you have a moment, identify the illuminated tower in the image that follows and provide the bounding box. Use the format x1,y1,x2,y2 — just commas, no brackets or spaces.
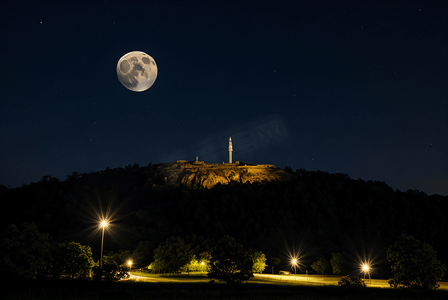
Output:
228,137,233,163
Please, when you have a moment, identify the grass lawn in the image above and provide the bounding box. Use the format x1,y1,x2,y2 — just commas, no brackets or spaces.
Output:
128,271,213,283
129,272,447,290
4,273,448,300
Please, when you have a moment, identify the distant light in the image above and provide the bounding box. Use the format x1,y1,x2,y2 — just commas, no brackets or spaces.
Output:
128,260,132,272
362,264,369,272
101,220,109,228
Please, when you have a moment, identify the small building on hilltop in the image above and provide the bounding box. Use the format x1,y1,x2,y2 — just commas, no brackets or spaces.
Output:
146,137,293,189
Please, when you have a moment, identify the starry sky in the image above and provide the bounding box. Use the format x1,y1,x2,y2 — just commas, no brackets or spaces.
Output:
1,0,447,195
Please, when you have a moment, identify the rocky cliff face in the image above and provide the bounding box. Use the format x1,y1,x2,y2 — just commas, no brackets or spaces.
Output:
147,160,292,189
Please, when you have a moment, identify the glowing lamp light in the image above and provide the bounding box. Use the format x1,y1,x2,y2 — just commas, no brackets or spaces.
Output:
362,262,372,283
291,258,298,277
99,219,110,269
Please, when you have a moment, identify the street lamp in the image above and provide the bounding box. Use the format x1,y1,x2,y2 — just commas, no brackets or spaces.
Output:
128,260,133,273
292,258,298,280
362,263,371,283
99,220,109,269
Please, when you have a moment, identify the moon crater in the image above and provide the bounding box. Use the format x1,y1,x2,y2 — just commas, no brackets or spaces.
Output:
120,60,130,73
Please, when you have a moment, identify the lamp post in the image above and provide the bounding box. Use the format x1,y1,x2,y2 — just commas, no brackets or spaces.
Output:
99,220,109,269
362,263,371,283
292,258,297,280
128,260,133,273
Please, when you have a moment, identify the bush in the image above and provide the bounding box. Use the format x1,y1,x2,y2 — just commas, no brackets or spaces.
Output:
93,263,129,282
338,275,366,287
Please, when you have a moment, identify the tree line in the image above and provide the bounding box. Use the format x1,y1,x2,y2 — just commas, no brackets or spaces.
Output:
1,221,444,289
0,222,267,285
0,222,95,280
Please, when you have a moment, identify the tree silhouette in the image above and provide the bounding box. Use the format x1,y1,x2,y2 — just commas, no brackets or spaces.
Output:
0,222,52,280
311,258,330,275
207,235,253,286
249,249,267,273
51,241,94,279
132,240,154,268
387,234,446,290
152,236,193,273
330,252,347,275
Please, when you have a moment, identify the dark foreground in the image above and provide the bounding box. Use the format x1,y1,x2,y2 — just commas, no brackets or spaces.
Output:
4,279,448,300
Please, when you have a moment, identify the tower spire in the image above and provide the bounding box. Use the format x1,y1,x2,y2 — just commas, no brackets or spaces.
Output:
228,137,233,163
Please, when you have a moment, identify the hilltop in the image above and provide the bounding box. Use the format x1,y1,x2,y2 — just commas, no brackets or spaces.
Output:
147,160,293,189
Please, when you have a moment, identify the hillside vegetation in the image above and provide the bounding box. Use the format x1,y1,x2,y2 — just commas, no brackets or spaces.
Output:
1,163,446,276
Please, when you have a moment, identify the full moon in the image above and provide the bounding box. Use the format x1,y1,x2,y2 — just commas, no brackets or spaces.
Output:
116,51,157,92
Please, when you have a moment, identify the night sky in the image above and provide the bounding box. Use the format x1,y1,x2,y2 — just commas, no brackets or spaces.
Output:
1,0,447,195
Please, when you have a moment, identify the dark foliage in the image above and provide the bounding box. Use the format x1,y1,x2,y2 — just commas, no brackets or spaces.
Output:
51,241,94,279
311,257,330,275
93,263,130,282
330,252,347,275
0,222,96,281
152,236,193,273
338,275,366,287
0,222,52,280
132,240,154,268
1,164,447,276
387,234,446,290
207,235,253,286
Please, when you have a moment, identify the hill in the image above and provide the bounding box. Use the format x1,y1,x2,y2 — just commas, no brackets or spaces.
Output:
1,162,447,276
